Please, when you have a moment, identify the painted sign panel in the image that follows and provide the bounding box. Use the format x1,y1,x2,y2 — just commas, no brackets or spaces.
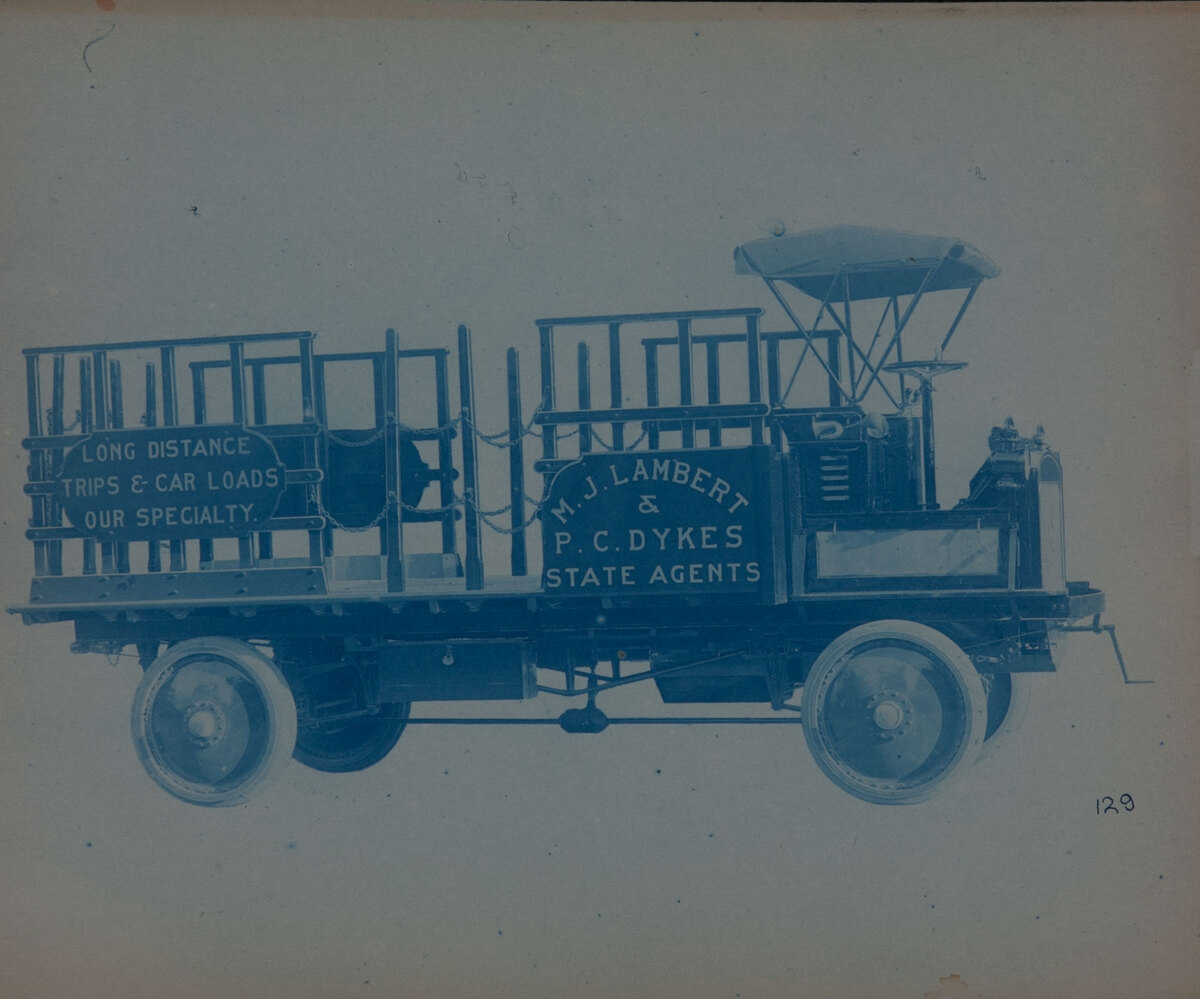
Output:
57,425,287,540
541,446,773,596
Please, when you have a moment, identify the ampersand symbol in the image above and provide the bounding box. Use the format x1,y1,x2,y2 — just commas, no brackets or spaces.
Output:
638,495,659,515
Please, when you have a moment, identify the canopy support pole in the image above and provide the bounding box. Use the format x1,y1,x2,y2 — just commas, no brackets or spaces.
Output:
768,275,851,407
852,261,940,403
938,283,980,355
817,290,901,410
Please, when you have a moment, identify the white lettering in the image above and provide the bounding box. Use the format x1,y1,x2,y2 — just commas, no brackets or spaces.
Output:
82,509,124,530
80,441,136,462
157,471,196,492
549,498,575,524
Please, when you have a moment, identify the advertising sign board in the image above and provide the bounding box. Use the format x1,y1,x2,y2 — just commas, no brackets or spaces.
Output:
541,446,778,598
57,425,287,540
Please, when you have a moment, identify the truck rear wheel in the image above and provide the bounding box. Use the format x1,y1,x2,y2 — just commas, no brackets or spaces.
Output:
802,621,986,805
131,637,297,807
293,703,410,773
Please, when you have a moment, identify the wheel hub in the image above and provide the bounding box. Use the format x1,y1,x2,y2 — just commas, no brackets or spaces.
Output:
865,689,914,741
184,700,226,747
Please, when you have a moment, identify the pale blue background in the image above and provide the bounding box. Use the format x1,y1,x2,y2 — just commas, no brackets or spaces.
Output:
1,6,1197,998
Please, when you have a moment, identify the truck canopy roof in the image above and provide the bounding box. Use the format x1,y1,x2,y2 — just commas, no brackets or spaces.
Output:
734,224,998,301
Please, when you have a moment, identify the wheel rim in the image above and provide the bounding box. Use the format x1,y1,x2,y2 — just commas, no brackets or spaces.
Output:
803,622,985,804
133,639,296,806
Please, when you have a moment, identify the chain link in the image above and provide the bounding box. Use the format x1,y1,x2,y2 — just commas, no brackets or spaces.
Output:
313,489,397,533
586,425,650,452
400,496,465,516
321,423,389,448
319,415,463,448
463,410,542,449
50,408,83,433
479,505,542,534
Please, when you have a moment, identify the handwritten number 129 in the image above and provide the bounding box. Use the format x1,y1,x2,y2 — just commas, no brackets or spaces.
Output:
1096,794,1135,814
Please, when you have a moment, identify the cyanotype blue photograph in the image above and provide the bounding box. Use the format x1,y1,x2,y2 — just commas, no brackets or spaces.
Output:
1,4,1196,998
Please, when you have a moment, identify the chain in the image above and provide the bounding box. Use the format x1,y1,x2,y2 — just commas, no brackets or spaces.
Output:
401,488,545,534
463,410,542,449
400,497,465,516
303,400,564,538
50,408,83,433
472,489,544,533
320,415,463,448
586,425,649,452
313,489,396,533
479,505,542,534
321,423,389,447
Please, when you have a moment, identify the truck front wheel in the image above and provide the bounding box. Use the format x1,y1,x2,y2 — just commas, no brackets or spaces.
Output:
802,620,986,805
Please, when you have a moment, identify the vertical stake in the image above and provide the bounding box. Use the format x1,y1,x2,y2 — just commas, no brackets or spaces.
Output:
507,348,528,576
144,363,161,573
48,354,65,575
250,360,273,562
677,319,694,448
705,339,722,447
192,360,214,567
92,351,115,573
79,357,96,575
607,323,624,450
160,346,186,571
644,341,660,451
538,322,556,484
109,360,130,574
434,351,456,555
458,325,484,591
24,355,48,577
745,313,763,446
577,341,592,453
383,328,405,592
299,337,322,566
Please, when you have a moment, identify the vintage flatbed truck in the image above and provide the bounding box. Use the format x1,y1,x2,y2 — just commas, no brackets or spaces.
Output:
11,225,1127,807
